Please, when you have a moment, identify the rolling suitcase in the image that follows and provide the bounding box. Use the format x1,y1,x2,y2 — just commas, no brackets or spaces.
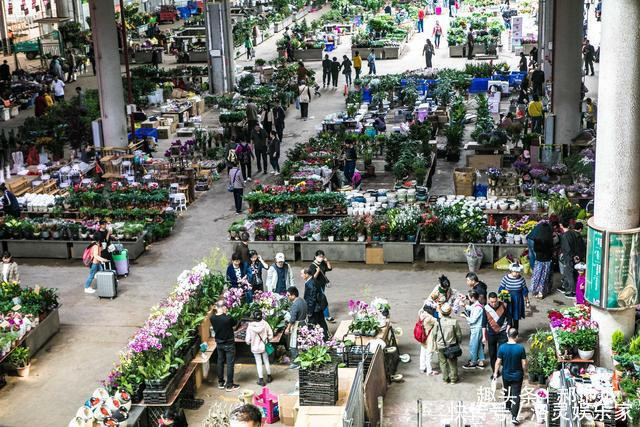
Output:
96,262,118,299
113,249,129,277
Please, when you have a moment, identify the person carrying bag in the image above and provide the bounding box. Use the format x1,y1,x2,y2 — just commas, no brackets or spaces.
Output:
433,303,462,383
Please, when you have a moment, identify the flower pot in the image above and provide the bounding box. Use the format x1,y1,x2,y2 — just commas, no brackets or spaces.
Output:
578,349,594,360
528,372,538,383
288,235,296,241
537,374,546,385
16,363,30,377
357,234,366,242
343,236,350,242
328,236,334,242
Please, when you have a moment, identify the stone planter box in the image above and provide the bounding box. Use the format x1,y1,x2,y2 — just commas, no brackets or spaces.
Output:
247,241,296,261
25,308,60,356
69,235,145,260
280,48,324,61
6,240,70,259
300,241,365,262
382,241,416,263
496,244,527,259
423,243,494,264
187,51,208,63
351,46,403,60
449,45,465,58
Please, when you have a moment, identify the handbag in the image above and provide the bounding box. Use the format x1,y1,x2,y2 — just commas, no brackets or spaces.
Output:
227,169,239,192
314,262,331,288
259,333,274,355
437,318,462,360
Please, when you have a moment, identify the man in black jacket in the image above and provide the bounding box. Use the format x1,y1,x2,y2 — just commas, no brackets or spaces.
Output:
0,184,19,218
322,54,332,88
530,65,545,97
559,219,586,297
210,300,239,391
302,267,328,338
250,124,268,174
466,272,487,300
272,103,286,142
330,57,341,88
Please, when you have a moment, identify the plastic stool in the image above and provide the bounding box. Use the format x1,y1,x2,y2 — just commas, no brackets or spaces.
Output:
173,193,187,211
169,183,179,194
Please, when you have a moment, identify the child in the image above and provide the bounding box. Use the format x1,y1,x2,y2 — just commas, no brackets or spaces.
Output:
245,310,274,386
575,263,586,305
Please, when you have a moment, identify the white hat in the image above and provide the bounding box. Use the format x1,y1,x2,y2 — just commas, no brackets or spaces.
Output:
575,263,586,271
509,262,524,272
275,253,285,262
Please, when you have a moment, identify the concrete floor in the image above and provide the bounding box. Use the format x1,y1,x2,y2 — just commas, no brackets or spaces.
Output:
0,9,601,427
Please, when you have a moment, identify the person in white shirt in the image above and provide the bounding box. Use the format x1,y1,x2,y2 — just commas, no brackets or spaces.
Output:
51,76,65,102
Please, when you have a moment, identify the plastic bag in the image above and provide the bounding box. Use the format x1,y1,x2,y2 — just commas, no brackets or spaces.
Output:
493,255,513,270
465,243,483,272
520,255,531,275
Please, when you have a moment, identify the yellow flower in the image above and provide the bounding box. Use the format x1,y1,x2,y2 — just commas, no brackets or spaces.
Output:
547,336,553,341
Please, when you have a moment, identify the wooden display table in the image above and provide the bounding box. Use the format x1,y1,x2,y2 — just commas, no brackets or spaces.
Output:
332,320,391,346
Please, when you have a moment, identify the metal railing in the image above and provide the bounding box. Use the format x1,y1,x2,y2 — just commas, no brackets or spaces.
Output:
343,362,365,427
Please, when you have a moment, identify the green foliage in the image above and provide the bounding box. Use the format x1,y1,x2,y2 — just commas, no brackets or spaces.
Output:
574,328,598,351
295,345,333,369
471,94,494,142
7,346,30,368
630,335,640,355
612,330,627,354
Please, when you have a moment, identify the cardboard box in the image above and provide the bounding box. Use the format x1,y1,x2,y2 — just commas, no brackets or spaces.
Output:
157,126,171,140
141,120,158,129
177,129,194,138
365,246,384,265
279,394,298,426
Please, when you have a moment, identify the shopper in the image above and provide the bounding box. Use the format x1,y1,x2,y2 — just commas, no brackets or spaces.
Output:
367,50,376,75
582,39,595,76
322,54,332,88
273,103,286,142
51,76,65,102
0,183,19,218
575,263,587,305
88,45,96,75
211,300,239,391
266,253,295,294
296,61,308,83
427,275,454,309
517,52,527,73
267,131,281,175
432,21,443,48
498,263,529,331
530,221,553,299
341,55,352,86
417,8,425,32
245,310,274,386
34,91,48,117
462,291,486,370
530,65,545,97
248,250,268,293
529,46,539,67
65,50,77,82
493,328,527,425
584,98,597,130
251,123,268,175
226,253,249,288
244,37,254,60
245,101,259,132
308,250,334,323
559,219,586,297
353,51,362,79
465,272,487,300
230,404,262,427
83,239,107,294
235,140,253,182
343,140,357,184
75,86,86,110
298,81,312,120
234,232,251,263
448,0,456,17
466,30,474,60
482,292,511,377
302,267,328,339
44,90,54,107
151,49,161,69
228,162,245,214
261,105,273,135
285,286,307,369
417,303,438,375
0,60,10,82
527,95,544,133
330,57,340,88
423,39,435,68
433,303,462,384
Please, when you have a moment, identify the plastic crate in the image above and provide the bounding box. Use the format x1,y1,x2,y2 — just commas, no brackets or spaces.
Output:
469,78,489,93
362,88,372,103
128,127,158,141
177,7,191,19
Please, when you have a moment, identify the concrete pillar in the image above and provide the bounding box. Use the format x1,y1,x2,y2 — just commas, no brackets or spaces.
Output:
591,0,640,368
89,0,128,148
56,0,70,18
205,1,235,94
550,0,583,144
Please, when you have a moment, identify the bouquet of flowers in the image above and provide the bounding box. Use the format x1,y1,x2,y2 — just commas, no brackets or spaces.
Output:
498,289,511,303
370,297,390,316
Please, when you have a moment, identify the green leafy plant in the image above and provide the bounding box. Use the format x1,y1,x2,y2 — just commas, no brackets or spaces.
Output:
612,330,626,354
574,328,598,351
295,345,333,369
7,346,30,368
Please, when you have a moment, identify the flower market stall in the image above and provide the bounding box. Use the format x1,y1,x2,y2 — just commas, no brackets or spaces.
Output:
0,281,60,383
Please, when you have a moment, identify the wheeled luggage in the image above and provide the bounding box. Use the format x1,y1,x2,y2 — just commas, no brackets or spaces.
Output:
96,262,118,298
112,249,129,277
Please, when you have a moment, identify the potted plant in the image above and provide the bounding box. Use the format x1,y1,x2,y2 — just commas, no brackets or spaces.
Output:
7,346,30,377
575,328,598,360
320,220,335,242
612,329,626,355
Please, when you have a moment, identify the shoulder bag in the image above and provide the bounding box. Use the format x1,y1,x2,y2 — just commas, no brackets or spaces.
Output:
437,318,462,360
259,331,275,355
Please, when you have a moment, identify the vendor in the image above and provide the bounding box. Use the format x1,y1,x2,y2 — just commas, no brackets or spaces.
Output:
426,275,454,309
0,183,20,218
342,140,357,183
373,115,387,132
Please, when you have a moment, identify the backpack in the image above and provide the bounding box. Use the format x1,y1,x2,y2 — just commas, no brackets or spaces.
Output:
227,148,237,164
82,244,94,267
238,144,251,163
413,318,428,344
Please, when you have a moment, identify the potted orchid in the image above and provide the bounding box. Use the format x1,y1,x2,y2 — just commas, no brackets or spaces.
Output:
347,299,381,336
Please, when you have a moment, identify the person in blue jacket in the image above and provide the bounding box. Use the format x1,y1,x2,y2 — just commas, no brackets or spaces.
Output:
226,253,254,301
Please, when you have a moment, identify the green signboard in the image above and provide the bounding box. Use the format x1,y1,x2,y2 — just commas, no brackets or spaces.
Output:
585,225,603,306
586,219,640,309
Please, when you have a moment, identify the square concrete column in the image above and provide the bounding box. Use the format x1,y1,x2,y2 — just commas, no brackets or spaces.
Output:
89,0,128,148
